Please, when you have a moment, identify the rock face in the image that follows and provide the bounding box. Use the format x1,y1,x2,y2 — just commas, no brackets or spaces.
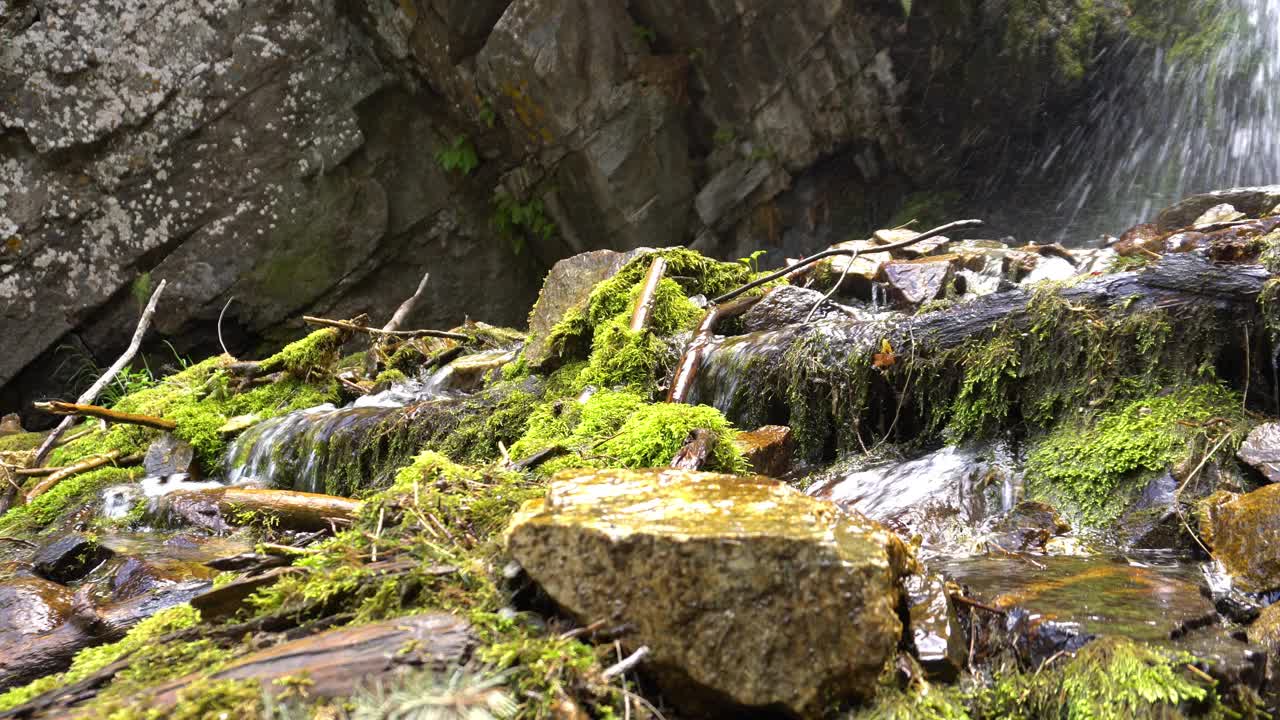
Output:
506,468,915,718
0,0,1134,415
1200,486,1280,593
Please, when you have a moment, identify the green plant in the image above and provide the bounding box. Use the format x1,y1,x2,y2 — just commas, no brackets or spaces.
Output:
632,24,656,47
435,135,479,175
131,271,153,308
738,249,767,274
349,667,517,720
491,191,556,255
478,100,497,129
713,126,736,147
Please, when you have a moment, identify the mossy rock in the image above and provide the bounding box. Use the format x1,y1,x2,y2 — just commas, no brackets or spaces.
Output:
506,469,916,718
1200,484,1280,594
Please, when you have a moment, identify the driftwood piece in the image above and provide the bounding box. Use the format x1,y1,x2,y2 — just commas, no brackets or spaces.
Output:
303,315,469,342
159,487,364,533
629,256,668,332
25,451,142,502
33,280,167,467
670,429,718,470
0,580,207,693
33,401,176,431
384,271,431,333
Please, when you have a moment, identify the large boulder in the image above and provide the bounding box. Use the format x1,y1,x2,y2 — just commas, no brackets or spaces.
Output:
1200,485,1280,593
506,468,916,718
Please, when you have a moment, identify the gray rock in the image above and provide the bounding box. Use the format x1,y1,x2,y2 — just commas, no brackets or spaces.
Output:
144,434,197,478
32,534,113,584
1239,423,1280,483
1156,186,1280,231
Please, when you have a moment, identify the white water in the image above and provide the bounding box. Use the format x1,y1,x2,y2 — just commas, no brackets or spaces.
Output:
997,0,1280,242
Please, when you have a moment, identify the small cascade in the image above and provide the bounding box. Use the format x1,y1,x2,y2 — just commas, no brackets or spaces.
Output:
223,349,514,494
685,327,801,426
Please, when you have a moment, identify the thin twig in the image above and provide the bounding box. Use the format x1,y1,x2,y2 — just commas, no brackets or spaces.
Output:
803,248,856,323
384,271,430,333
33,280,167,466
217,296,235,359
601,646,650,680
0,536,36,548
303,316,468,341
34,401,176,431
949,593,1007,616
712,219,983,304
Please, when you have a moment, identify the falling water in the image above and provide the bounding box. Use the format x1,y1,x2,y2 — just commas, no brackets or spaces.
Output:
990,0,1279,242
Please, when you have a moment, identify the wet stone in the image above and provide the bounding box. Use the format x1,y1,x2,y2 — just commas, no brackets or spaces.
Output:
982,501,1069,552
733,425,795,477
1237,423,1280,483
881,256,956,306
1156,185,1280,231
144,433,197,478
1194,203,1246,226
506,469,916,718
1200,485,1280,593
0,576,73,639
110,556,217,602
32,533,113,584
905,573,967,681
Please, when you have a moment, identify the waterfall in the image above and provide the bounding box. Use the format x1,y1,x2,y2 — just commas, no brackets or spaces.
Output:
992,0,1279,242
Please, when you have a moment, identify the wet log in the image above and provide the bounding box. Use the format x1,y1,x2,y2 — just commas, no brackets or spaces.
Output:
0,581,207,692
32,401,176,431
145,613,474,709
900,254,1269,352
32,280,167,467
158,487,365,533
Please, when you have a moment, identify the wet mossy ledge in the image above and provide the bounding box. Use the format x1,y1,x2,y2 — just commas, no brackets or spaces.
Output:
0,241,1275,718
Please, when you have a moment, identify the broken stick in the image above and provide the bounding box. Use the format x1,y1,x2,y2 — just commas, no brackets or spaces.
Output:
26,451,142,502
32,280,167,466
303,316,469,342
33,401,176,431
629,257,668,332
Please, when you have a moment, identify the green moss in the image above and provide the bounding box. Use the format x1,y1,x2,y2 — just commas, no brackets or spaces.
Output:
375,369,407,384
850,684,971,720
598,402,749,474
0,432,44,452
579,315,677,392
258,328,343,380
973,638,1218,720
0,605,207,712
1025,383,1248,525
0,466,142,535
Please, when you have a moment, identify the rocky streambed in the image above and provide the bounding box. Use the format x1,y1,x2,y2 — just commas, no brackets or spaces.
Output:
1,188,1280,717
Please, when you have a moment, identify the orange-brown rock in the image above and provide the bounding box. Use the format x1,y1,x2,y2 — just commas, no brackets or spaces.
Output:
733,425,795,477
1200,485,1280,592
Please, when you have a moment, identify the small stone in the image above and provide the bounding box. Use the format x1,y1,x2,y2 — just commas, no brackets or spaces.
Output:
506,469,916,718
733,426,794,477
1021,255,1077,284
0,576,73,639
0,414,23,435
1193,203,1246,226
881,256,957,306
218,414,261,436
144,434,197,478
984,501,1069,552
1238,423,1280,483
905,573,967,681
32,533,113,584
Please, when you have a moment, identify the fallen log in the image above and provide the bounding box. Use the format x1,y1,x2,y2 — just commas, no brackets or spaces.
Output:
157,487,365,533
32,280,167,467
32,401,176,431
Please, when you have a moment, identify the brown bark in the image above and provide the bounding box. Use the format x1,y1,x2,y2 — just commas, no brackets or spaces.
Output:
33,401,176,431
159,487,364,533
670,428,717,470
629,256,668,332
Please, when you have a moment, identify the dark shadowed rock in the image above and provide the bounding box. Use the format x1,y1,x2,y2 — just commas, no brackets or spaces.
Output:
32,534,113,584
0,576,74,640
983,501,1069,552
507,468,916,718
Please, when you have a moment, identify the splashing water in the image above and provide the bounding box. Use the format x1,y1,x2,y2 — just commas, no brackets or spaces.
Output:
991,0,1279,242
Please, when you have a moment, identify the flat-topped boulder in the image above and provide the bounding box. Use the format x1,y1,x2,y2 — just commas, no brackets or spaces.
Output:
505,468,916,718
